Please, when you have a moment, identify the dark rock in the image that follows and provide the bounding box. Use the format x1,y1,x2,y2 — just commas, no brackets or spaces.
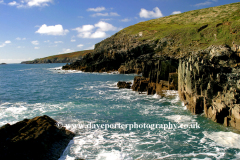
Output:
117,81,132,89
0,115,75,160
178,45,240,130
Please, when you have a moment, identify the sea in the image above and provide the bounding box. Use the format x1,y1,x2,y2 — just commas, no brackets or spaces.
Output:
1,63,240,160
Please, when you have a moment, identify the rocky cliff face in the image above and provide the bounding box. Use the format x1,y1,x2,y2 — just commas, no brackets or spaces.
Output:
0,115,75,160
178,45,240,129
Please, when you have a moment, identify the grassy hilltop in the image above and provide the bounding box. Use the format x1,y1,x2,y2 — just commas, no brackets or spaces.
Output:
21,50,93,64
114,2,240,53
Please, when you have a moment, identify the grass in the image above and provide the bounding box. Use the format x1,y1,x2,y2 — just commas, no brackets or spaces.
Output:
34,50,93,61
114,2,240,53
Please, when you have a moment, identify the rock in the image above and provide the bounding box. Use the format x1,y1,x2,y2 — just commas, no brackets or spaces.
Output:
178,45,240,130
0,115,75,160
117,81,132,89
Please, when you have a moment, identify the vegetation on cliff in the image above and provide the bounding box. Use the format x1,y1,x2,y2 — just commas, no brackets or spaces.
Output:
63,2,240,73
120,2,240,52
21,50,93,64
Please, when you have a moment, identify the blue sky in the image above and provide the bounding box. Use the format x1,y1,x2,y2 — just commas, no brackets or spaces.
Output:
0,0,239,63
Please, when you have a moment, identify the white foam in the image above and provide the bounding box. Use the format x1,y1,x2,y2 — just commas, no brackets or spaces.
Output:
96,150,133,160
165,115,195,123
153,94,161,99
203,131,240,149
6,106,27,113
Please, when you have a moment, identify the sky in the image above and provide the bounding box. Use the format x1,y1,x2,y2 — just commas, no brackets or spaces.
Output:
0,0,239,63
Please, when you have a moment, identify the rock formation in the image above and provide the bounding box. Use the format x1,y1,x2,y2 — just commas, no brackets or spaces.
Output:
0,115,75,160
178,45,240,129
61,2,240,130
117,81,132,89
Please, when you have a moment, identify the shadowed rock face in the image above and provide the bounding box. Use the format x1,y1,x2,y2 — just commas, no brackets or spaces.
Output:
178,45,240,129
0,115,75,160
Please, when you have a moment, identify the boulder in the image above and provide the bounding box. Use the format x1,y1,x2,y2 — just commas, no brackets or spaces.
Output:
117,81,132,89
0,115,75,160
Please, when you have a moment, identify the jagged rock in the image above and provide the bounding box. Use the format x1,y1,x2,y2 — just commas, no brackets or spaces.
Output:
117,81,132,89
131,76,150,92
178,45,240,130
0,115,75,160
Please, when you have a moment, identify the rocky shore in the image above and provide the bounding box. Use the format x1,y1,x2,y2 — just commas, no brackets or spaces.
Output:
0,115,75,160
62,2,240,131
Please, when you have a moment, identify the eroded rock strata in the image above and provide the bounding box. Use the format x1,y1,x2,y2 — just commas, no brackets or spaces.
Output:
0,115,75,160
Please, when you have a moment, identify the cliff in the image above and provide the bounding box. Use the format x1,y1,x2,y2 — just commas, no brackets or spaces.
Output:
0,115,75,160
62,3,240,130
21,50,93,64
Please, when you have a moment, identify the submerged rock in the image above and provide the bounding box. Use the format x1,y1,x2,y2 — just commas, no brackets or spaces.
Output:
0,115,75,160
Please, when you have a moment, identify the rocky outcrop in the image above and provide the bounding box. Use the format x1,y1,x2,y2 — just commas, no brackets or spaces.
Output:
131,58,178,95
0,115,75,160
117,81,132,89
178,45,240,129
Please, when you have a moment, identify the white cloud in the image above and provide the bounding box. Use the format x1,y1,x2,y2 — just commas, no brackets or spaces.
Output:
194,1,212,7
73,24,95,32
58,48,74,54
87,6,105,12
100,18,112,21
73,21,119,39
71,39,76,42
17,46,25,48
34,47,40,49
121,18,131,22
91,13,108,17
77,44,84,48
0,40,11,47
5,40,11,44
91,12,120,17
90,31,107,38
35,24,69,35
172,11,181,15
16,37,26,40
139,7,163,18
8,1,18,6
31,40,39,45
0,43,6,47
110,12,120,16
54,41,63,43
0,0,4,4
95,21,118,31
44,40,50,43
27,0,53,7
7,0,53,8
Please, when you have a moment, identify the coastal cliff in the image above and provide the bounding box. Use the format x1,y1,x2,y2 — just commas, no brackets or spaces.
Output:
62,3,240,130
21,50,93,64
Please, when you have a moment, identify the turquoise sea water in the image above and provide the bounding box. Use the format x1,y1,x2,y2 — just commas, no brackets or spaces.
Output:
1,63,240,160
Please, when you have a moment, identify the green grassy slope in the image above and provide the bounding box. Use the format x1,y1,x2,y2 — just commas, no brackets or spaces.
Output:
36,50,93,61
116,2,240,52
